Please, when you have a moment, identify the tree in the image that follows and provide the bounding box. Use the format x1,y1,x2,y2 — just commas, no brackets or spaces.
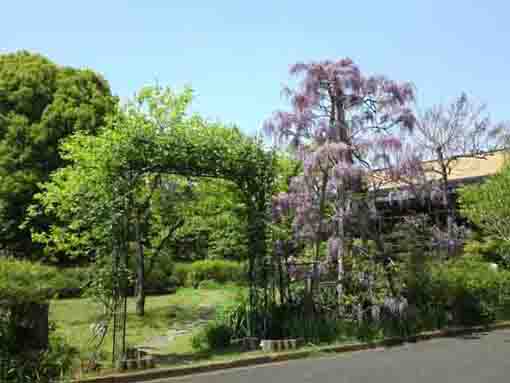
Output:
30,86,195,316
0,51,117,259
265,58,416,302
408,93,497,254
460,161,510,255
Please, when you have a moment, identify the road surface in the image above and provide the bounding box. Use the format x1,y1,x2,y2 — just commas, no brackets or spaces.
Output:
158,329,510,383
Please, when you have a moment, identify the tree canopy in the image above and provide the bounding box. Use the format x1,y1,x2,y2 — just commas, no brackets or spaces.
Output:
0,51,117,258
460,159,510,244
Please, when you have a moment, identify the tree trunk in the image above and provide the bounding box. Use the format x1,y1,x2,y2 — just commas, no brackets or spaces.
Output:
135,212,145,317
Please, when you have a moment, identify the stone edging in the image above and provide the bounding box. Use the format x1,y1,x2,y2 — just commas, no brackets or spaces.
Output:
73,321,510,383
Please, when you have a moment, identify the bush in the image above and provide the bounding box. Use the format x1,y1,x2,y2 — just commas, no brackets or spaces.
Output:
51,267,91,298
173,262,193,286
33,332,77,382
178,260,245,287
217,293,250,339
218,291,342,343
0,258,63,303
419,256,510,326
191,322,233,351
145,266,179,292
464,238,510,270
1,330,77,383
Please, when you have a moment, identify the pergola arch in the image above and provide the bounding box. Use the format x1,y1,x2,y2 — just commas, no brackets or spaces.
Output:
110,122,276,361
130,122,275,260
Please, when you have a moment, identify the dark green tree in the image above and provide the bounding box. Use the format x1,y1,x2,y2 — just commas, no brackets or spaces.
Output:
0,51,117,259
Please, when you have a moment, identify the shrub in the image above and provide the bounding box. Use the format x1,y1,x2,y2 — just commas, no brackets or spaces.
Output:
33,332,77,382
217,293,250,339
190,328,207,351
419,256,510,326
0,258,61,303
1,329,77,383
182,260,245,287
219,291,341,343
191,322,233,351
145,267,179,292
464,238,510,270
51,267,91,298
146,256,175,288
125,255,178,292
173,262,193,286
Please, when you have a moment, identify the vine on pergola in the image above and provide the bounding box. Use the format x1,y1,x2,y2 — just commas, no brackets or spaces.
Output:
31,86,275,361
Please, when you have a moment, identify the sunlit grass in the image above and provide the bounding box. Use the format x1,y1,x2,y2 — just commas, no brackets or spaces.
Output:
50,285,245,361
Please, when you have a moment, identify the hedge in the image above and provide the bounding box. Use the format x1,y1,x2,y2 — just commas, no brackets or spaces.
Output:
174,260,246,287
0,258,62,303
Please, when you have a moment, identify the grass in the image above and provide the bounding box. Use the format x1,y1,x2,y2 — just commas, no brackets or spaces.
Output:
50,285,245,364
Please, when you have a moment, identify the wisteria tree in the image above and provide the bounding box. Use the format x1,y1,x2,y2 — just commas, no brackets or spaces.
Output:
265,58,416,302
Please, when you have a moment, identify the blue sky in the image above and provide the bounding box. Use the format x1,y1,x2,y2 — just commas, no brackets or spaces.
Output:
3,1,509,134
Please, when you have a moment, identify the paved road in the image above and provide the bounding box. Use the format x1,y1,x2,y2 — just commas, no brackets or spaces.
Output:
159,329,510,383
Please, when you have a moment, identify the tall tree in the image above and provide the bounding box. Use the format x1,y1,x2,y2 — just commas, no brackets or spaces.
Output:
0,51,117,259
266,58,416,302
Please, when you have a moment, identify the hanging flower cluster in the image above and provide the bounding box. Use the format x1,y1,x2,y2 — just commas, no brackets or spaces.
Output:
266,58,417,265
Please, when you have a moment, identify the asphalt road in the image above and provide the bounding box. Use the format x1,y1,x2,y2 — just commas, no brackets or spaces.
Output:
159,329,510,383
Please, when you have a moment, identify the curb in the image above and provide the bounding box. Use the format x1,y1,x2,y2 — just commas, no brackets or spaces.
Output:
74,321,510,383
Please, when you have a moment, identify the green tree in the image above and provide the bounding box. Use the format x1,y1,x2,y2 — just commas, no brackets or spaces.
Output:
460,159,510,263
0,51,117,259
31,86,195,315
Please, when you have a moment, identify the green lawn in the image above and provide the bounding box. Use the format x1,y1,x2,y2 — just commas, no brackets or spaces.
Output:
50,285,245,362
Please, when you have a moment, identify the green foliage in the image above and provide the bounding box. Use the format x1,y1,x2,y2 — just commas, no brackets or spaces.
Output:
215,288,342,343
30,83,273,315
173,178,249,261
464,237,510,270
29,86,202,264
418,256,510,326
32,332,77,382
144,257,179,291
173,263,193,286
279,315,341,343
186,259,246,287
191,322,233,351
0,258,63,303
177,152,297,262
273,151,302,194
0,51,117,259
216,293,250,339
460,159,510,249
1,330,77,383
84,255,133,315
0,258,92,303
189,287,244,351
